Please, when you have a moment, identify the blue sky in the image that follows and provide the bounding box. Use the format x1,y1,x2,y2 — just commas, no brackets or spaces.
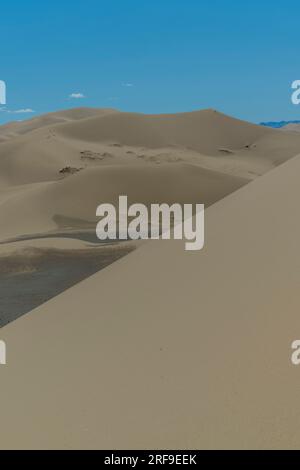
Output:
0,0,299,124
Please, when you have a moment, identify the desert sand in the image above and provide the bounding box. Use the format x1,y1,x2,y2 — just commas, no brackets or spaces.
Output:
283,123,300,132
1,108,300,449
1,107,299,242
0,107,264,324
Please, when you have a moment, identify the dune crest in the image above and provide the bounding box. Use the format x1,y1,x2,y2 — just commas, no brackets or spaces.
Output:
1,107,300,324
1,152,300,448
0,107,272,325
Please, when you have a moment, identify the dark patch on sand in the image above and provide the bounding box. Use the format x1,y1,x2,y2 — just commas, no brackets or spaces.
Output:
0,244,134,327
59,166,84,175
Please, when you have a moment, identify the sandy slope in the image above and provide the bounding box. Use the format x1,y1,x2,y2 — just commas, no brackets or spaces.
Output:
56,108,269,152
0,107,118,142
0,163,247,241
1,153,300,449
283,123,300,132
1,107,300,242
1,108,300,189
56,108,300,162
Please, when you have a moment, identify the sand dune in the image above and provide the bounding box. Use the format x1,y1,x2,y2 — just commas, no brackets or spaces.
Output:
1,108,300,189
1,152,300,449
0,107,262,325
0,107,300,311
283,123,300,133
0,107,118,142
0,163,247,241
0,108,299,243
0,108,120,187
2,107,291,241
55,108,300,164
1,108,300,448
56,109,270,153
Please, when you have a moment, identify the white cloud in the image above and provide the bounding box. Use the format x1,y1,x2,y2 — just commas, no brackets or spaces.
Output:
122,83,134,87
8,108,35,114
69,93,85,99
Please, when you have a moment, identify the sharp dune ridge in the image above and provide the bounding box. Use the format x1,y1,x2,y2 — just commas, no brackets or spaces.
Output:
0,106,263,322
1,152,300,449
1,106,300,278
1,107,300,448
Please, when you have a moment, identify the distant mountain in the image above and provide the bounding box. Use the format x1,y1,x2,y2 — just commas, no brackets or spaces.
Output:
260,120,300,129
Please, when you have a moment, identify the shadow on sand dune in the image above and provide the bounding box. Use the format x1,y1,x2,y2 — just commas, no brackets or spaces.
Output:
0,241,134,327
